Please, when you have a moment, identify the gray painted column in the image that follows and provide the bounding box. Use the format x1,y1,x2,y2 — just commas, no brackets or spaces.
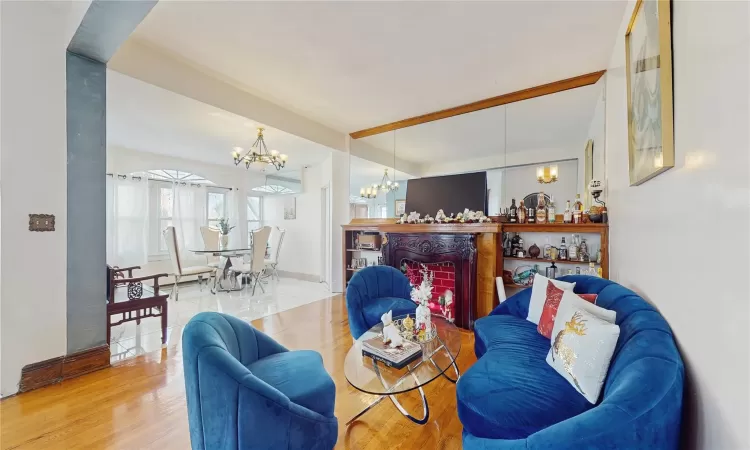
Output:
66,52,107,353
65,0,157,353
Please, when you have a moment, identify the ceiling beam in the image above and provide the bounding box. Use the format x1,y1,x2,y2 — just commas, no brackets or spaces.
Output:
349,70,606,139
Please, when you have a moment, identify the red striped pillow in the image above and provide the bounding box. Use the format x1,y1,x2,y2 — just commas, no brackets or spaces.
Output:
537,281,597,338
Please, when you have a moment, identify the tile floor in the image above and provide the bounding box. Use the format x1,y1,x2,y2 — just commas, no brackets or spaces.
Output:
108,277,333,363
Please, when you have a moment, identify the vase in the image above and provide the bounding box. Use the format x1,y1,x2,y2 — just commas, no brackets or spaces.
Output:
219,234,229,250
415,301,432,333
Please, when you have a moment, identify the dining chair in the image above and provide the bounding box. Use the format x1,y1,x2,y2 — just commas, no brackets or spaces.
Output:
107,265,169,347
199,226,221,268
264,226,286,281
234,226,272,295
163,226,215,301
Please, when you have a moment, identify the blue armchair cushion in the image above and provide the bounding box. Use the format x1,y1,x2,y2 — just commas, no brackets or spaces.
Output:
246,350,336,418
346,266,415,339
458,314,592,440
361,296,417,329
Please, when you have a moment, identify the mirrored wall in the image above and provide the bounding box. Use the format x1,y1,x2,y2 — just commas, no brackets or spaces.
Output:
348,79,606,218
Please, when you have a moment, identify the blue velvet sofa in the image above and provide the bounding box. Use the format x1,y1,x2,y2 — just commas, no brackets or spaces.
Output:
182,312,338,450
346,265,417,339
457,276,684,449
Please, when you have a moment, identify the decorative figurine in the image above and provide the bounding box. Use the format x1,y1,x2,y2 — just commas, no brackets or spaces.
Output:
380,310,404,348
440,290,454,323
435,209,447,223
406,211,421,224
402,314,414,331
410,264,434,336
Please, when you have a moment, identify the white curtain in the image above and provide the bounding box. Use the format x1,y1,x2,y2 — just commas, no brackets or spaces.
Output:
173,183,207,266
106,176,149,267
226,188,243,248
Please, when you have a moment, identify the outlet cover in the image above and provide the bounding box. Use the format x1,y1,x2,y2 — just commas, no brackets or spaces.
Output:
29,214,55,232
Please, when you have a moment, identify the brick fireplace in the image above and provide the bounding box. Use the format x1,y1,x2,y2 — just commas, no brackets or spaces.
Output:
384,233,477,329
402,260,457,321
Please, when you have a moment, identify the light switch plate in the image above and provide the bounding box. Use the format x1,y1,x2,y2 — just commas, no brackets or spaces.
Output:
29,214,55,232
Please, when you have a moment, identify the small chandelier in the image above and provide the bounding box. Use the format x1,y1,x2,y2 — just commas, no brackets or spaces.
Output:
232,128,287,171
359,187,377,199
360,169,398,198
536,165,558,184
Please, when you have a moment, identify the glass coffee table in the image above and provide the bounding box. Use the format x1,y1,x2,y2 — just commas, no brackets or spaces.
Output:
344,314,461,425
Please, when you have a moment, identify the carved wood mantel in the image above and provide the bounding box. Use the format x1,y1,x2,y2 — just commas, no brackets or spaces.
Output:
384,233,477,329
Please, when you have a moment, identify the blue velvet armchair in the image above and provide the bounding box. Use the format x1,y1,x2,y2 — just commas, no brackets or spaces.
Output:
182,312,338,450
345,265,417,339
457,276,684,449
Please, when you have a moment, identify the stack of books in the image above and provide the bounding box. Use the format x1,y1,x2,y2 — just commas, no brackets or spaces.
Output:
362,335,422,369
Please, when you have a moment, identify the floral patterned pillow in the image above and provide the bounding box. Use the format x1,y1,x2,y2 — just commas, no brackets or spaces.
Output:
537,281,597,338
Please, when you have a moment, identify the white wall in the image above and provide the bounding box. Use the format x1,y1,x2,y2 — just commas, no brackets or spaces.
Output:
496,159,579,213
605,2,749,448
262,164,322,278
0,0,89,397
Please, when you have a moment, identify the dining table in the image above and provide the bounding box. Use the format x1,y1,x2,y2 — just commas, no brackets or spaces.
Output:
190,247,252,293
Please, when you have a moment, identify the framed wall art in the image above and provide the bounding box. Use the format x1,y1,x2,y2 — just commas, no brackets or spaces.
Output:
625,0,674,185
395,200,406,216
283,197,296,220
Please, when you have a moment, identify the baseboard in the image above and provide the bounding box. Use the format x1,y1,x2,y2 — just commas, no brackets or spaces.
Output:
277,270,320,283
19,344,111,393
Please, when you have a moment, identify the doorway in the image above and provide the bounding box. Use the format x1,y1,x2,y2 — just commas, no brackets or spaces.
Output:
320,184,331,287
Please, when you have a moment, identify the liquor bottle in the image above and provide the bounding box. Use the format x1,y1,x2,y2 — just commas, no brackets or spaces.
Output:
563,201,572,223
543,237,552,259
547,196,556,223
509,199,517,223
568,234,579,261
597,267,603,278
588,262,598,277
527,207,536,224
503,233,512,257
518,200,526,223
573,194,583,224
559,237,568,260
579,238,589,262
511,233,521,255
536,193,547,224
517,237,525,257
596,248,603,264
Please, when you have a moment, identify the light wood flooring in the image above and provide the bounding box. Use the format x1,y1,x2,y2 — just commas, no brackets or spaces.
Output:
0,295,477,449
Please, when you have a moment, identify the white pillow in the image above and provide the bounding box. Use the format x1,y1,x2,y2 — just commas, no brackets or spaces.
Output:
526,274,576,325
558,289,616,324
546,296,620,404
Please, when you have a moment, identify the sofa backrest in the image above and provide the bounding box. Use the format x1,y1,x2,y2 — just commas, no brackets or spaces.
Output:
500,275,684,406
346,265,412,304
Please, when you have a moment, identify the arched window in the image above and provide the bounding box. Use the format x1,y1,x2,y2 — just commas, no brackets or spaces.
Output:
145,169,213,185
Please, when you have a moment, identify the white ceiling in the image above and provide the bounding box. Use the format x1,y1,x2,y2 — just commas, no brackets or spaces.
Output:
360,83,603,164
107,70,332,173
131,1,626,133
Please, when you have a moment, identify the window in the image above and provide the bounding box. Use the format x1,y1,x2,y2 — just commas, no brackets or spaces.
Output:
158,187,173,252
247,195,262,244
252,184,294,194
207,190,226,229
147,169,212,185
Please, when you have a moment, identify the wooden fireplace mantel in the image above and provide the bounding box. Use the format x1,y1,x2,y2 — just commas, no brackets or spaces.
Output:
342,219,609,328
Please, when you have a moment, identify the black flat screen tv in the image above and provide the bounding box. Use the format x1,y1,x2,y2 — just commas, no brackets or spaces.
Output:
405,172,487,216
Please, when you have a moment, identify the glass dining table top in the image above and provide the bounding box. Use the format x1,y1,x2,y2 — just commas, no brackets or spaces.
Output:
344,314,462,396
190,247,252,255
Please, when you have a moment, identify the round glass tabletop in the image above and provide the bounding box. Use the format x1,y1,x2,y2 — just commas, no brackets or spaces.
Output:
344,314,462,396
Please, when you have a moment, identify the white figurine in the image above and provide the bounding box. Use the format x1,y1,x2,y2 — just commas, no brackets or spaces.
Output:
407,211,421,223
381,310,404,348
441,290,454,323
435,209,447,222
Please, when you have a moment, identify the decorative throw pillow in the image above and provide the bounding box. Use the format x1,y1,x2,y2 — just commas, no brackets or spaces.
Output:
546,292,620,404
526,274,576,325
537,283,598,338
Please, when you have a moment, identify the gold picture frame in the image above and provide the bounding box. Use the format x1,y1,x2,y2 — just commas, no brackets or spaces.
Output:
625,0,674,185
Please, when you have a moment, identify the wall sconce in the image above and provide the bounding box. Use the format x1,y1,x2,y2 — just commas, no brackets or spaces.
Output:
536,165,558,184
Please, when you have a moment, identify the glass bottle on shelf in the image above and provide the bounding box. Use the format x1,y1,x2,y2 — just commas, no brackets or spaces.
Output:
509,199,517,223
568,234,579,261
563,201,572,223
543,237,552,259
588,262,598,277
559,237,568,260
597,267,603,278
503,233,512,257
573,194,583,224
547,196,556,223
517,237,525,257
527,206,536,224
511,233,521,256
536,193,547,224
518,200,527,224
596,248,603,264
579,238,589,262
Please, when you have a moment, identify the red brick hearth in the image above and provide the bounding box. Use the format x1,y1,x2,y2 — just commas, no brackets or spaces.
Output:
402,260,457,320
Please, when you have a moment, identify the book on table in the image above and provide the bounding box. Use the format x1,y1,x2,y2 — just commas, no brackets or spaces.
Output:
362,335,422,369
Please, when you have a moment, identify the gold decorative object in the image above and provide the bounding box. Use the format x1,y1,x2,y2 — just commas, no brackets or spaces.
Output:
536,165,558,184
626,0,674,185
552,311,588,395
402,315,414,331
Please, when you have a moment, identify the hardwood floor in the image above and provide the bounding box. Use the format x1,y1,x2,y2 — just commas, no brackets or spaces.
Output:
0,295,477,449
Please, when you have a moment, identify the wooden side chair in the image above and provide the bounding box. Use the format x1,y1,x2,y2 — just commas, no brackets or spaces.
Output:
107,265,170,347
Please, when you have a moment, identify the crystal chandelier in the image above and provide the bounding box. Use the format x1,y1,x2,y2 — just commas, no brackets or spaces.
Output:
536,165,558,184
232,128,287,171
360,169,398,198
